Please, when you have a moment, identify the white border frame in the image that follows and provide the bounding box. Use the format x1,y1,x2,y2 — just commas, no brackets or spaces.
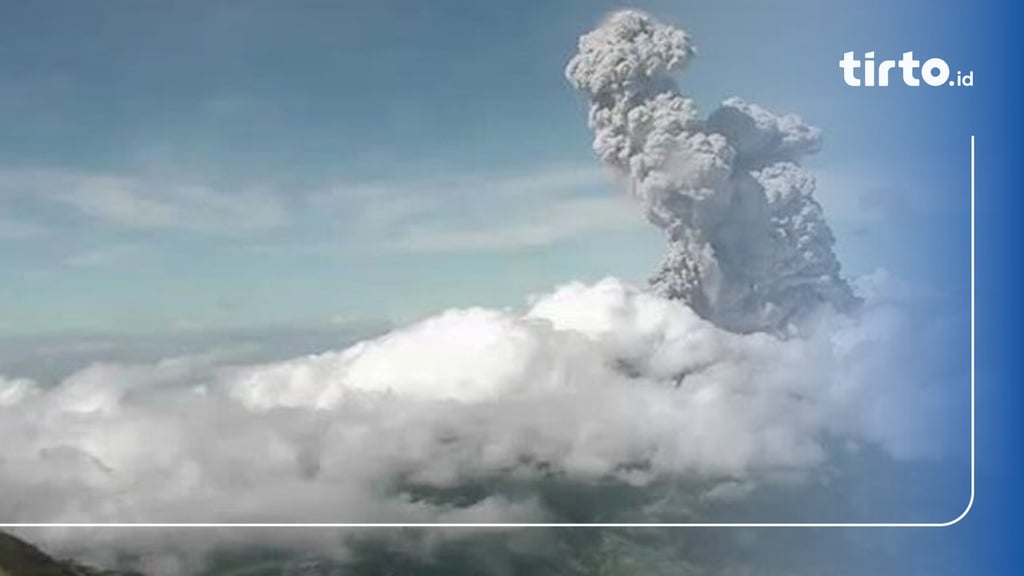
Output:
1,137,975,529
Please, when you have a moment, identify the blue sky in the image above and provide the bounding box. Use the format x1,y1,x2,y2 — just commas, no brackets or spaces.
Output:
0,0,975,336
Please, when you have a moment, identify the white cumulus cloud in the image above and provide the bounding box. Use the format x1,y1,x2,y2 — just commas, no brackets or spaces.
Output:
0,278,955,531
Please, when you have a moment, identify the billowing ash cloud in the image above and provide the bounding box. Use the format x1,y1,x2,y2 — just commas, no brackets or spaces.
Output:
566,10,857,333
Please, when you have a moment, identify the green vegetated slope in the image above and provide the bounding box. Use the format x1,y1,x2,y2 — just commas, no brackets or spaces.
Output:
0,531,79,576
0,531,144,576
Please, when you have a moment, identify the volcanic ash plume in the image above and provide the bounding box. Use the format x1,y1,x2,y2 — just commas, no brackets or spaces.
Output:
566,10,858,333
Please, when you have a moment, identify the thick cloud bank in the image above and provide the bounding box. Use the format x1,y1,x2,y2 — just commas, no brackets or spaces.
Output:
566,10,857,333
0,279,949,530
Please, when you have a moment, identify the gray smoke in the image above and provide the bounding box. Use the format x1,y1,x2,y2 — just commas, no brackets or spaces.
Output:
566,10,858,333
